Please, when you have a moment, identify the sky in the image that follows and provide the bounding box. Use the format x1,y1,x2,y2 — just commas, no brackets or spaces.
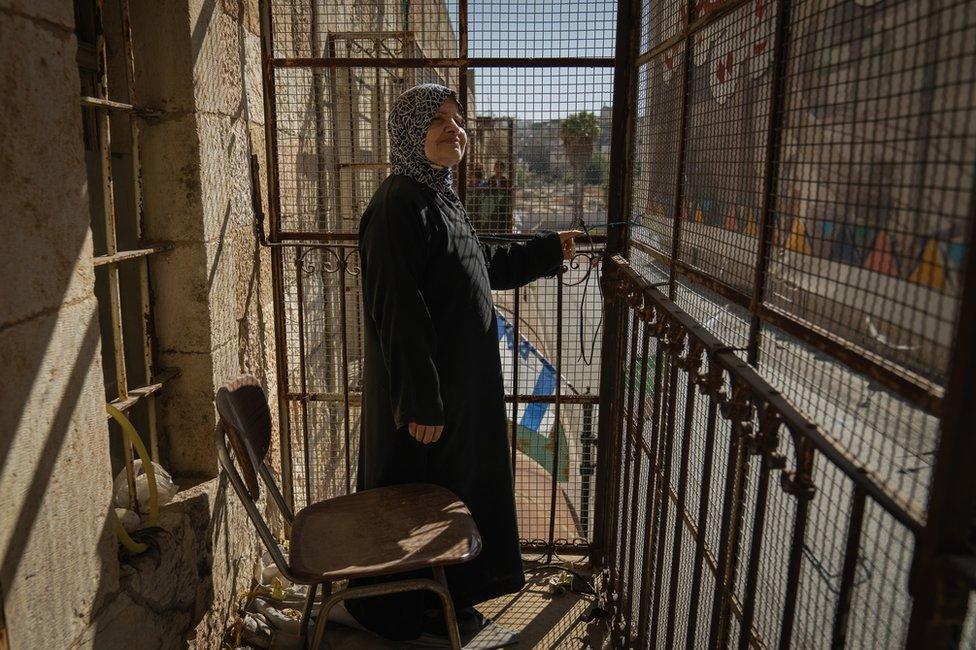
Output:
442,0,617,120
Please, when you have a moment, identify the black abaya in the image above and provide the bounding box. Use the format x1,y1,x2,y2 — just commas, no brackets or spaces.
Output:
346,173,564,640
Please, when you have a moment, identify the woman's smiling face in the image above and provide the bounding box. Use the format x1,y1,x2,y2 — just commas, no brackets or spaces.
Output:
424,98,467,167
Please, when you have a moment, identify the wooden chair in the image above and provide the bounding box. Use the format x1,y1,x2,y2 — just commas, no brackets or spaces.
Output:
213,375,482,649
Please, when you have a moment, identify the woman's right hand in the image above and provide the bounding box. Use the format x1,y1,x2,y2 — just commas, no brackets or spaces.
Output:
408,422,444,444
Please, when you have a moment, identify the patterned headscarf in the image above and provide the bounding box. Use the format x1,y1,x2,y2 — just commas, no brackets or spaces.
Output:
388,83,461,203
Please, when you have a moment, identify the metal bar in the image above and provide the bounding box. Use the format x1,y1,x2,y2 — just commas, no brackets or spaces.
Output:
613,306,641,630
339,259,352,495
107,367,180,414
511,289,520,474
831,485,867,648
92,243,172,266
259,0,283,240
707,417,744,648
294,248,312,508
271,56,616,68
737,442,775,649
907,157,976,644
747,0,794,367
606,0,640,256
117,0,159,463
779,437,816,650
625,323,652,643
637,0,753,66
638,334,667,646
80,95,135,111
632,232,944,416
590,279,626,565
612,255,929,531
276,231,359,242
664,353,700,649
337,161,391,169
546,279,565,561
260,0,295,513
457,0,468,205
649,343,680,645
666,0,695,301
684,377,720,649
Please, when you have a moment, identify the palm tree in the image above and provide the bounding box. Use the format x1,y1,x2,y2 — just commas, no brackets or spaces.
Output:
560,111,601,229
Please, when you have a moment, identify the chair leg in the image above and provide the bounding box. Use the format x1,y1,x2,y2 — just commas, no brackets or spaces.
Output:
432,566,462,650
301,583,318,649
307,577,463,650
309,589,349,650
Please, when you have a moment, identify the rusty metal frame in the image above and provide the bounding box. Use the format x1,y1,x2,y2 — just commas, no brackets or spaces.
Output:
604,254,938,646
79,0,175,495
260,0,622,557
906,160,976,644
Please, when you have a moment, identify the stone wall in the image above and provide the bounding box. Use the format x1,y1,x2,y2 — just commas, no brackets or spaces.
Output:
1,0,278,647
0,1,120,647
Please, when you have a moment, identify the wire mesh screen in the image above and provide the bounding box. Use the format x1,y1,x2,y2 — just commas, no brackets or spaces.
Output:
631,0,976,514
263,0,617,558
615,0,976,646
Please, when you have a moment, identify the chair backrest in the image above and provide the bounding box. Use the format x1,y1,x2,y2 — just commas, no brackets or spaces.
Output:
215,375,272,499
214,375,297,580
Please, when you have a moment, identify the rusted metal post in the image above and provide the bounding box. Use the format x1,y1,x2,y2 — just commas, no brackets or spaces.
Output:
592,0,640,571
666,0,694,301
907,165,976,646
747,0,794,367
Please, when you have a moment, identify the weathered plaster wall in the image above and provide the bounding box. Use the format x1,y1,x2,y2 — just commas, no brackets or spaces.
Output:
0,1,119,648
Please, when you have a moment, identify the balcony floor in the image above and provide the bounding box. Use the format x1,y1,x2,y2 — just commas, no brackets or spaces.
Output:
319,561,602,649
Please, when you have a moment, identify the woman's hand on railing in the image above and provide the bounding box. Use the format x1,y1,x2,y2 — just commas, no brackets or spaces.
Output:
558,230,584,260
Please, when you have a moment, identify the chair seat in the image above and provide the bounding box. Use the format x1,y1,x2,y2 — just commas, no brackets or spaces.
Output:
288,483,482,582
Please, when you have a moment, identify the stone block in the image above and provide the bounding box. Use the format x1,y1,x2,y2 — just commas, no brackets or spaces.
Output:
244,31,264,124
198,113,254,244
156,349,219,478
0,0,75,30
140,113,206,244
150,240,213,355
0,12,96,326
129,0,196,114
0,299,118,650
191,2,246,117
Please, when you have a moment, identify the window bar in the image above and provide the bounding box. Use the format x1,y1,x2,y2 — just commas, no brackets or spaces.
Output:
456,0,468,204
94,0,136,510
778,436,816,649
684,358,723,648
708,383,752,649
648,332,681,645
339,252,352,494
831,484,867,648
612,303,641,619
545,278,565,561
294,247,312,508
636,332,667,647
663,343,703,649
624,317,653,643
747,0,795,367
259,0,296,512
510,289,520,475
117,0,161,462
737,410,782,650
666,1,695,301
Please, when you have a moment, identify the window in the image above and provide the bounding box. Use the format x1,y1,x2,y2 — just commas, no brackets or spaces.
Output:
75,0,173,504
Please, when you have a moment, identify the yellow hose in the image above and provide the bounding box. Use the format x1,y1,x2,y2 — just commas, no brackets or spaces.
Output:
107,405,159,552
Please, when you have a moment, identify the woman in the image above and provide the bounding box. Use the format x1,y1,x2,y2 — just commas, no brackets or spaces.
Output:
346,83,580,644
